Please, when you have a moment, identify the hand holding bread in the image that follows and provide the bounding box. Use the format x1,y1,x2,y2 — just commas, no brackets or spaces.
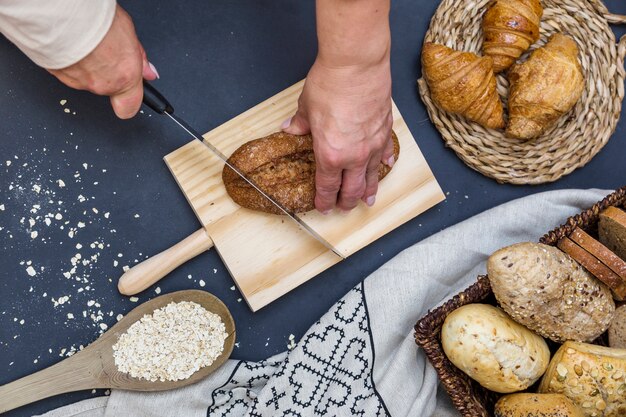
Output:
222,131,400,215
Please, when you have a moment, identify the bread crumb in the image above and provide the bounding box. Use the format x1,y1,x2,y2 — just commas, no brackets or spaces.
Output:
26,266,36,276
59,99,67,105
199,280,206,287
287,334,296,350
155,287,161,294
129,297,139,303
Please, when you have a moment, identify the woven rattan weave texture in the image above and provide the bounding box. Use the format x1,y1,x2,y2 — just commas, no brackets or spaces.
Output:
418,0,626,184
414,186,626,417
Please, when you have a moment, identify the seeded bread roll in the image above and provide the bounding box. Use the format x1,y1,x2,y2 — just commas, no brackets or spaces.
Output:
539,341,626,417
487,242,615,343
222,131,400,215
441,303,550,393
599,207,626,261
495,393,584,417
609,305,626,348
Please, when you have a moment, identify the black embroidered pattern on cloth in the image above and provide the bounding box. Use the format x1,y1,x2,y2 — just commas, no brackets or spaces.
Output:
207,284,388,417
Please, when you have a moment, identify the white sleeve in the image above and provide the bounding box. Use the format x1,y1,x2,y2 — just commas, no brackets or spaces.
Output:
0,0,116,69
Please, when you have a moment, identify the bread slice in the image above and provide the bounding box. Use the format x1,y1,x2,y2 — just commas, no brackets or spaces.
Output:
557,236,626,300
599,206,626,261
539,341,626,417
570,227,626,279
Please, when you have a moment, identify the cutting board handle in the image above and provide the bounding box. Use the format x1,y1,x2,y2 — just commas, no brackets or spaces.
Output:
118,228,214,295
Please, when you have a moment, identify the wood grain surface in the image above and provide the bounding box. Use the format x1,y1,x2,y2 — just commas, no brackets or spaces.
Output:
0,290,235,413
164,80,444,311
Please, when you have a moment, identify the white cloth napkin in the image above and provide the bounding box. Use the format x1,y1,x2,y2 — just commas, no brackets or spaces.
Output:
37,188,609,417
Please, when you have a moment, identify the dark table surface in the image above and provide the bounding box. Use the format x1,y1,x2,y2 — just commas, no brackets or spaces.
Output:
1,1,625,416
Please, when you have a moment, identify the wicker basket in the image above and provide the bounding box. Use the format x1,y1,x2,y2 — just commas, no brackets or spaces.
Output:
418,0,626,185
414,186,626,417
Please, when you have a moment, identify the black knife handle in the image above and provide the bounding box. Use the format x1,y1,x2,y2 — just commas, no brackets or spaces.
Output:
142,81,174,114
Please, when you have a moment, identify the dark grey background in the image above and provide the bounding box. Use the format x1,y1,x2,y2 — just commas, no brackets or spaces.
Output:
1,0,625,416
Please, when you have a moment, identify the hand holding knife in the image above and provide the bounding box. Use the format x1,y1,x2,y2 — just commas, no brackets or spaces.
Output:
141,81,344,259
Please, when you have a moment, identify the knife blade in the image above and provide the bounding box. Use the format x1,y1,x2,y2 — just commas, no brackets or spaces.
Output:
141,81,345,259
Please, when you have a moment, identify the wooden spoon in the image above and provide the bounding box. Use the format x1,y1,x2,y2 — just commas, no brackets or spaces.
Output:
0,290,235,413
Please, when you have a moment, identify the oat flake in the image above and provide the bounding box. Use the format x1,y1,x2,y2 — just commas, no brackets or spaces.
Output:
112,301,227,382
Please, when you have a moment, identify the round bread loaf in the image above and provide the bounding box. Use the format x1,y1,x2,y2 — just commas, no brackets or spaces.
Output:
495,393,584,417
487,242,615,343
222,131,400,214
441,303,550,393
609,304,626,348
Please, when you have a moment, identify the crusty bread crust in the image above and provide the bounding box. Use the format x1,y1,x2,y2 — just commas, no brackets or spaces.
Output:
494,393,584,417
222,131,400,214
609,305,626,349
487,242,615,343
539,341,626,417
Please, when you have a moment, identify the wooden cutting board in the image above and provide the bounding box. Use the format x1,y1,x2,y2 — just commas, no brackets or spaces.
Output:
164,80,444,311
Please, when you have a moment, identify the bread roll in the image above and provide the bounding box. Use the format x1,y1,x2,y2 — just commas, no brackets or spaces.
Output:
495,393,584,417
487,242,615,343
609,305,626,349
539,341,626,417
441,303,550,393
599,207,626,261
421,42,505,129
222,131,400,214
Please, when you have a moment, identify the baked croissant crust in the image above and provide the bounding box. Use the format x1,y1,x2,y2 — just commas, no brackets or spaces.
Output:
506,33,584,140
421,42,505,130
482,0,543,73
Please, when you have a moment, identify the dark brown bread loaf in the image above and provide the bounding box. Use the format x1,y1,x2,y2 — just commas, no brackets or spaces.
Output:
599,206,626,261
222,131,400,215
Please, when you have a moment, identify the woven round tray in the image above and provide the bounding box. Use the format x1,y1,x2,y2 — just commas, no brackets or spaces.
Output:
418,0,626,184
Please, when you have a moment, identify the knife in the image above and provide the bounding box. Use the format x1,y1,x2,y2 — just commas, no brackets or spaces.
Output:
141,81,345,259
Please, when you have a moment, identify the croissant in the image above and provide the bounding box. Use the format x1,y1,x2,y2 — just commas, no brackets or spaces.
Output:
482,0,543,73
506,34,584,140
421,42,505,130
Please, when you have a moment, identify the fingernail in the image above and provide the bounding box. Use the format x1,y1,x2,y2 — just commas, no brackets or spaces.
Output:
366,195,376,207
281,117,292,129
321,209,332,215
386,156,395,167
148,61,160,79
340,209,351,215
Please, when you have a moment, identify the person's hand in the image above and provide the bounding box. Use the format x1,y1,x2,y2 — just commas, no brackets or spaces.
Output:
47,5,158,119
282,59,394,213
